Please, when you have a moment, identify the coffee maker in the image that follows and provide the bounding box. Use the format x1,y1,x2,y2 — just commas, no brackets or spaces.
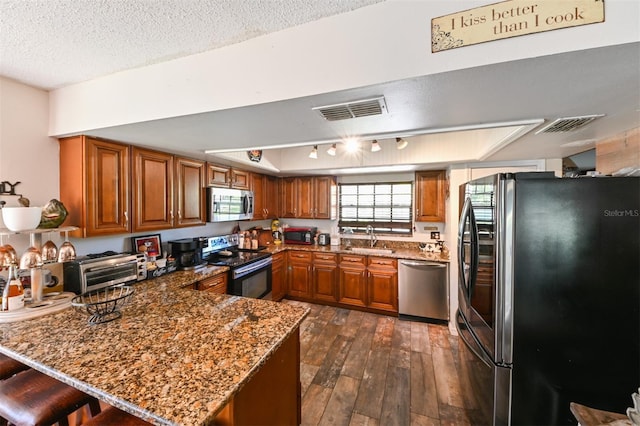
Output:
168,238,205,270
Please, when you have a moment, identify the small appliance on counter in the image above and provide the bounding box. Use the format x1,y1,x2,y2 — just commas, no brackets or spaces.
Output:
283,227,317,245
167,238,206,270
63,251,146,294
317,233,331,246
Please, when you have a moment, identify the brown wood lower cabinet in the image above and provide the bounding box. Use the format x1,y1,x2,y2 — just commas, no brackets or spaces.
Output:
312,253,338,303
214,328,300,425
338,254,367,308
287,251,312,299
271,252,286,301
279,250,400,315
367,257,398,313
196,273,227,293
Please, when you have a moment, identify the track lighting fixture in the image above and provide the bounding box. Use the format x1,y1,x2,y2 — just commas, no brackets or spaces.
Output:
309,145,318,159
396,137,408,150
327,143,337,156
371,140,381,152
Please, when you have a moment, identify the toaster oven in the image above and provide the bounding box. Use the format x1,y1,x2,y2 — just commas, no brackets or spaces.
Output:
63,253,146,294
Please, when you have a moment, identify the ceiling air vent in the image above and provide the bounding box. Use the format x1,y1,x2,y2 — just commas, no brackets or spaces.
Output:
535,114,605,134
313,96,387,121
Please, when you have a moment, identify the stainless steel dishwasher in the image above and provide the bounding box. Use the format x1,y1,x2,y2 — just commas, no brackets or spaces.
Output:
398,260,449,321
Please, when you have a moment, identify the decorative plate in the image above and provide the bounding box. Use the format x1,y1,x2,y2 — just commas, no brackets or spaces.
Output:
247,150,262,163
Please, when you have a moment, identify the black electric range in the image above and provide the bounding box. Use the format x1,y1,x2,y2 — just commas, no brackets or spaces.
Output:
208,250,270,268
203,234,272,298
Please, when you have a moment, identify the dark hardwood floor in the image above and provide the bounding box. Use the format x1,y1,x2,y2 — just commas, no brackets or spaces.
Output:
283,300,477,426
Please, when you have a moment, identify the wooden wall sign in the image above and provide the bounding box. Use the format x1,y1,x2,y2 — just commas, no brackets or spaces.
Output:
432,0,605,52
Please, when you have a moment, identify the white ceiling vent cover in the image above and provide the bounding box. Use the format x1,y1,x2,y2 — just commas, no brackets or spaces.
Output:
535,114,605,134
313,97,387,121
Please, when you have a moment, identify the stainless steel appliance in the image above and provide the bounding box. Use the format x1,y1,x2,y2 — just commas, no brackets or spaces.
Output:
204,234,272,299
317,233,331,246
456,172,639,425
207,187,254,222
398,260,448,321
168,238,206,270
63,251,146,294
283,227,317,245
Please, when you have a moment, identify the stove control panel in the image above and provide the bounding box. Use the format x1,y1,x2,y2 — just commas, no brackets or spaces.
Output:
202,234,240,258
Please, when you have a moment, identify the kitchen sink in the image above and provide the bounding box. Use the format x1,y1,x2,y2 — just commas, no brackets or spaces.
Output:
346,247,395,255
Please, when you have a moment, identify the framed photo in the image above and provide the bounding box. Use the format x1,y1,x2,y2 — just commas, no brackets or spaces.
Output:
131,234,162,258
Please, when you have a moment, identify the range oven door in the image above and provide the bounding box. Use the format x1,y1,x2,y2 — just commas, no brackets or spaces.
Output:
228,256,272,299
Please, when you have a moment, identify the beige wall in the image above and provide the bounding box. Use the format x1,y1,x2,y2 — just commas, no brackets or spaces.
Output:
0,77,59,208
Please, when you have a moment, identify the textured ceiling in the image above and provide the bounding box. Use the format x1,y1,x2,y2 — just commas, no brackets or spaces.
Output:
1,0,638,174
0,0,383,90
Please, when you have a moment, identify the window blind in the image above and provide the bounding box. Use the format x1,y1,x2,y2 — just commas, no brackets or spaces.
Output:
338,182,413,235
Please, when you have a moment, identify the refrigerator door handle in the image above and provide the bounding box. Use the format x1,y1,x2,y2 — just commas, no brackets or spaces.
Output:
456,310,493,368
458,196,479,301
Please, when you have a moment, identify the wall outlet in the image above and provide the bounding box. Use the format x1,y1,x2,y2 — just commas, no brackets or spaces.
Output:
430,231,441,240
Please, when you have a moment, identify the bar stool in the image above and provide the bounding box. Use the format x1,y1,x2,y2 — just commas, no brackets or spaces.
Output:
0,369,101,426
81,406,153,426
0,354,29,380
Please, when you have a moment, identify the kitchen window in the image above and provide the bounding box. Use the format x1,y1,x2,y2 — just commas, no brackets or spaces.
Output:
338,182,413,235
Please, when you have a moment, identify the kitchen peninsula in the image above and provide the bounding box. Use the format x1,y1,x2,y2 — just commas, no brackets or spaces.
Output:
0,267,309,425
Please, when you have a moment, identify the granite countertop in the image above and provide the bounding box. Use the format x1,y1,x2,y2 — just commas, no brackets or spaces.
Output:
262,243,451,263
0,266,310,426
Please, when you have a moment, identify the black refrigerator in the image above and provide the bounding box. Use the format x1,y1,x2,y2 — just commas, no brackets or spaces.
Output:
456,172,639,425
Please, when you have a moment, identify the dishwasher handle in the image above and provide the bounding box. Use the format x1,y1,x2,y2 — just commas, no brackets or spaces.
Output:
399,259,447,268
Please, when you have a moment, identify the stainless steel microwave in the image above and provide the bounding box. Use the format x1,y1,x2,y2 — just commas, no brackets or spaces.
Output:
207,187,254,222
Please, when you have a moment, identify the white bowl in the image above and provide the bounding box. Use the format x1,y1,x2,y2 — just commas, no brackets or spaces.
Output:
2,207,42,231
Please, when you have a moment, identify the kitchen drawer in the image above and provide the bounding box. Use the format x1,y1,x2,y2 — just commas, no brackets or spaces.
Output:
197,273,228,293
339,254,366,267
288,251,312,262
313,252,337,264
367,257,397,269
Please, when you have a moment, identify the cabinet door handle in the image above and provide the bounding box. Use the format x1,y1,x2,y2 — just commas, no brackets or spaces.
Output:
178,210,182,220
124,211,128,227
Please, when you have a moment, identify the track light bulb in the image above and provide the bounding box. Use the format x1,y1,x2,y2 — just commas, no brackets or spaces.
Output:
327,143,337,156
371,140,381,152
396,137,408,150
309,145,318,159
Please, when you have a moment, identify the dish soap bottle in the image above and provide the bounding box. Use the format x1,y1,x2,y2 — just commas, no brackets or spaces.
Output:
2,264,24,311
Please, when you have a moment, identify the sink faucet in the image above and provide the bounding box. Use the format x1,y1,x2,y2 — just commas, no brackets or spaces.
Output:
366,225,378,248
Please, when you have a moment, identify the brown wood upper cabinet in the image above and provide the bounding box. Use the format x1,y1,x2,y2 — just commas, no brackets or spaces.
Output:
280,176,337,219
174,157,206,228
415,170,447,222
60,137,205,236
251,173,279,220
132,149,206,232
132,147,174,232
207,163,250,190
59,136,131,237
